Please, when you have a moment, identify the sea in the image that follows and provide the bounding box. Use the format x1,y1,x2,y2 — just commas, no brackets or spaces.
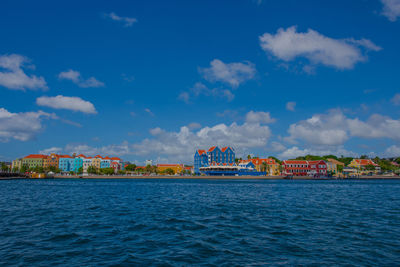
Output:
0,178,399,266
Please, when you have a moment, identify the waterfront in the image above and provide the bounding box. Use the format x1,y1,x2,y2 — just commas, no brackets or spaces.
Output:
1,179,399,266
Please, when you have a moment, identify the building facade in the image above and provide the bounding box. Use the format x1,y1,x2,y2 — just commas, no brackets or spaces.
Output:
282,160,327,177
12,158,23,171
43,153,59,169
239,158,280,176
22,155,47,169
194,146,235,174
157,164,184,174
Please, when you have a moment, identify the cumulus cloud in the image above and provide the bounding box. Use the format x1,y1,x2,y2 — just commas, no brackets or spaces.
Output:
245,111,276,124
179,82,235,103
199,59,256,88
391,93,400,105
65,142,131,156
132,121,272,162
39,147,63,155
381,0,400,21
278,146,357,160
0,108,55,142
36,95,97,114
259,26,381,70
104,12,137,27
384,145,400,157
58,70,104,88
286,109,400,148
286,109,349,146
286,101,296,111
0,54,47,91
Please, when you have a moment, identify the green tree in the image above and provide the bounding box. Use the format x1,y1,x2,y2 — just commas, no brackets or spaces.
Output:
268,156,281,164
125,164,136,171
360,155,368,159
1,163,8,172
365,164,376,171
77,167,83,174
87,166,98,174
337,165,344,173
100,167,114,175
165,168,175,175
247,155,251,160
20,165,28,173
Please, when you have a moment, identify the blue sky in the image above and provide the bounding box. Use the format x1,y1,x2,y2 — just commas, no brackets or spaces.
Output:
1,0,400,164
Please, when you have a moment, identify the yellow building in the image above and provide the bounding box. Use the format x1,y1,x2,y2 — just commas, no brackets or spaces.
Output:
92,156,102,169
22,154,46,169
326,158,345,175
156,164,184,174
12,158,23,171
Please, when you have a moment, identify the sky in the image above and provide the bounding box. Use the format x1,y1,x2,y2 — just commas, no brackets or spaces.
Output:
1,0,400,164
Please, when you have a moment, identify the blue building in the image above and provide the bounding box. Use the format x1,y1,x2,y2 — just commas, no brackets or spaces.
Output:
71,157,83,173
59,156,73,172
194,146,235,174
100,159,111,169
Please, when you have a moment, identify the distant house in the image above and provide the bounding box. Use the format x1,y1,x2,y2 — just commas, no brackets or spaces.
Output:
348,159,380,171
239,158,280,176
282,160,327,177
22,154,47,169
157,164,184,174
326,158,345,175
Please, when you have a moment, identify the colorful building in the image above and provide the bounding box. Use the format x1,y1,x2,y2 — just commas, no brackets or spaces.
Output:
326,158,345,175
239,158,280,176
157,164,184,174
12,158,23,171
58,155,73,172
194,146,235,174
43,153,59,169
92,156,102,169
22,154,47,169
282,160,327,177
348,159,380,171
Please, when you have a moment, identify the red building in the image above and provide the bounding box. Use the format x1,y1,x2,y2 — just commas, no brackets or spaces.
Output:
282,160,327,177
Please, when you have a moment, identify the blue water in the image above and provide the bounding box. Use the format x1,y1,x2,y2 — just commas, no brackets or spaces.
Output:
0,179,399,266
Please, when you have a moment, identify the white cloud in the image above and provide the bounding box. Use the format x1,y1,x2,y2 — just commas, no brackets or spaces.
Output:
0,54,47,91
39,147,62,155
144,108,154,116
0,108,54,142
36,95,97,114
286,109,349,146
286,109,400,148
286,101,296,111
245,111,276,124
278,146,357,160
105,12,137,27
65,142,131,156
381,0,400,21
132,120,272,162
347,114,400,140
58,69,104,88
270,141,286,152
391,93,400,105
259,26,381,70
179,82,235,103
384,145,400,157
199,59,256,88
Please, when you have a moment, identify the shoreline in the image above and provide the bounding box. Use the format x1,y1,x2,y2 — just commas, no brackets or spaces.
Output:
2,175,400,180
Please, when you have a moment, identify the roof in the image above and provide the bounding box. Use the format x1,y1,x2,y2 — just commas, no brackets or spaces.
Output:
77,154,86,158
94,155,103,158
221,147,231,152
58,155,73,158
24,154,47,159
353,159,379,166
157,164,184,167
111,157,121,160
282,160,309,164
197,149,206,155
208,146,217,152
240,158,278,166
104,156,111,160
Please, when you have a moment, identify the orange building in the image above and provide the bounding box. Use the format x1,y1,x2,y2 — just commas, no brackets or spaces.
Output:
156,164,184,174
43,153,60,169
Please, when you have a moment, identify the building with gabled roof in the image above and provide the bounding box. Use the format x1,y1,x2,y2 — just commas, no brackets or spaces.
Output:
194,146,235,174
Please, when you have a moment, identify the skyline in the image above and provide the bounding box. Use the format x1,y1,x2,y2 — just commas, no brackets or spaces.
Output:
1,0,400,164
